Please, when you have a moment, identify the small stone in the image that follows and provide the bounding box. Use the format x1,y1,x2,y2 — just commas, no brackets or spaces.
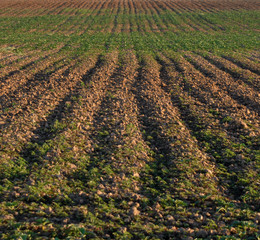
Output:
134,202,140,208
129,206,140,217
249,131,257,137
13,192,20,198
97,190,103,196
221,229,230,236
79,191,87,197
154,202,161,210
72,145,78,151
119,227,127,233
166,215,174,221
63,218,69,224
236,154,245,161
255,213,260,221
187,228,195,236
68,163,77,170
124,217,131,223
171,226,177,231
210,229,218,235
238,119,249,129
107,192,113,197
46,207,53,214
2,214,14,221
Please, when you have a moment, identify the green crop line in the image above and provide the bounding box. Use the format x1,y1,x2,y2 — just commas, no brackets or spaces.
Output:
0,9,259,54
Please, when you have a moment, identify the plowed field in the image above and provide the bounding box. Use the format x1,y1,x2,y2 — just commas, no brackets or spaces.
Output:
0,0,259,239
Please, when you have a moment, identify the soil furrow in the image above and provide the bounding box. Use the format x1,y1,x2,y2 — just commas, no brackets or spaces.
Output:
0,59,80,126
0,47,64,97
222,54,260,75
132,55,219,204
0,55,66,101
157,54,259,203
0,52,50,83
0,53,120,237
75,1,99,35
0,58,94,162
203,54,260,91
1,0,260,238
188,53,260,114
0,52,33,69
79,1,107,35
165,53,259,125
0,52,118,193
71,52,149,228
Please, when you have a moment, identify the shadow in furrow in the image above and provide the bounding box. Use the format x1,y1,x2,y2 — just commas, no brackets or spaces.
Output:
221,55,260,76
0,58,67,111
200,55,260,91
0,57,44,83
131,65,178,200
12,57,104,182
157,57,248,200
0,51,58,84
184,56,260,114
0,54,28,67
78,65,124,183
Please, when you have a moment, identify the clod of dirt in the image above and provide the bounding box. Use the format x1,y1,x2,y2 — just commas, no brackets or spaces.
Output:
129,206,140,217
154,202,161,210
230,227,237,234
221,229,231,236
255,213,260,222
195,229,208,238
236,154,245,161
119,227,127,233
1,214,14,221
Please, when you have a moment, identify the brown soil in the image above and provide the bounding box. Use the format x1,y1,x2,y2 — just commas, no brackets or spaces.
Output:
0,0,259,238
0,49,259,239
0,0,259,16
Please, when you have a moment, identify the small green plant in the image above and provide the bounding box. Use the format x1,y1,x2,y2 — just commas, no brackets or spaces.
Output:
51,119,67,133
222,116,233,123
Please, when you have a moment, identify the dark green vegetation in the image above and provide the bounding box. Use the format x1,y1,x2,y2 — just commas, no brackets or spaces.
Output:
0,0,259,239
0,6,259,53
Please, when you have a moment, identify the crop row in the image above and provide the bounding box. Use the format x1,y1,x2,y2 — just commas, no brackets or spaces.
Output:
0,0,259,17
0,0,259,55
0,49,259,239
